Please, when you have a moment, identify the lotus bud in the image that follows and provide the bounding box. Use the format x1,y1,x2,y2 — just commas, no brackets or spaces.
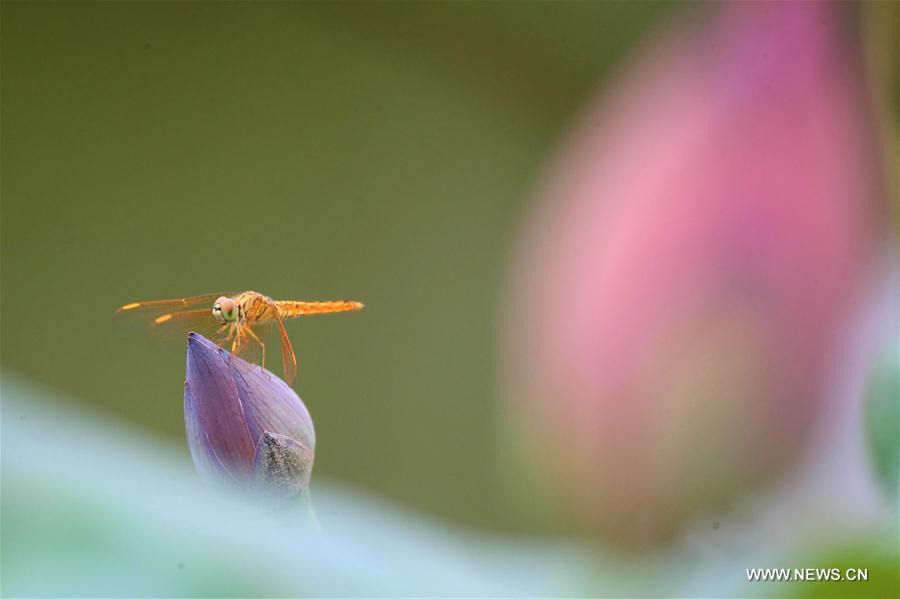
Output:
184,333,315,499
504,1,886,542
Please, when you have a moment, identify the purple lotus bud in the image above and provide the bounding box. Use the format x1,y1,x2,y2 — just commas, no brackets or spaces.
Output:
184,333,315,499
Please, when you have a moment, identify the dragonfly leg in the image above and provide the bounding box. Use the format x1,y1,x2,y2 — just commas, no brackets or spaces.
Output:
211,324,230,345
226,323,242,353
244,327,266,369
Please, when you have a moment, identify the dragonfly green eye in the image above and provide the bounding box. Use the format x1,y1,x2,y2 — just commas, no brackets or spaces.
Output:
212,297,238,323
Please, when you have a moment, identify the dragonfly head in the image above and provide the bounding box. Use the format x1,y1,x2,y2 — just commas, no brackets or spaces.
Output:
212,297,239,323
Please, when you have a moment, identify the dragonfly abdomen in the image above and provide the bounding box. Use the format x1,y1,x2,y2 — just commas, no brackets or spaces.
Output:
275,300,364,319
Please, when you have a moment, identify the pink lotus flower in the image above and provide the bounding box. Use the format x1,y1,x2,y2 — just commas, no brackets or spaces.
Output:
504,2,886,542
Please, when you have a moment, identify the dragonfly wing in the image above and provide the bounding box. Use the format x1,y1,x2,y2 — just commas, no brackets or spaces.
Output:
115,292,235,316
231,323,270,369
270,306,298,387
150,308,224,340
115,292,236,340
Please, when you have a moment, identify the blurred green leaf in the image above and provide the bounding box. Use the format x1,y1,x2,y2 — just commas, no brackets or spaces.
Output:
786,542,899,599
864,345,900,497
2,374,897,597
1,374,606,596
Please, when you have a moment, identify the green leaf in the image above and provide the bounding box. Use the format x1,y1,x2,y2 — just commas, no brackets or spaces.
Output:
864,344,900,497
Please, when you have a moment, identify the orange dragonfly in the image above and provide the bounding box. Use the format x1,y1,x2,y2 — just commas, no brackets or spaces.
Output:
116,291,364,386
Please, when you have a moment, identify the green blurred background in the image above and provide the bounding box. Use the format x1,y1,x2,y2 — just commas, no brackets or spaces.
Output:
1,1,674,533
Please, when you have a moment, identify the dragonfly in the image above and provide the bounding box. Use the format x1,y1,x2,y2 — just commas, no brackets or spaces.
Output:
116,291,364,386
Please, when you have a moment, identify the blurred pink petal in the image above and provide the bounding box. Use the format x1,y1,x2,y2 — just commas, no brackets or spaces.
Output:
504,2,886,543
